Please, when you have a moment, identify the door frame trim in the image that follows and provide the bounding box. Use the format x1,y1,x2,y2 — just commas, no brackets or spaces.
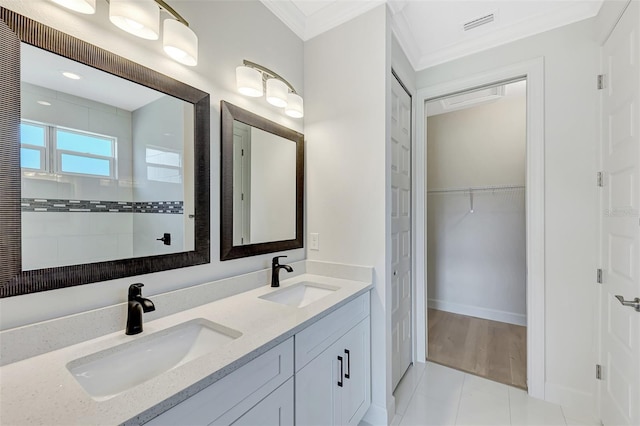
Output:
414,57,545,399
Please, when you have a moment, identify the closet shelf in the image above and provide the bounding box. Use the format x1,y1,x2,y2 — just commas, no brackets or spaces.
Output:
427,184,525,194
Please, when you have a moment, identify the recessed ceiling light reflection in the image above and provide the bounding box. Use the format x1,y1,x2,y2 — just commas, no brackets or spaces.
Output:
37,101,52,106
62,71,82,80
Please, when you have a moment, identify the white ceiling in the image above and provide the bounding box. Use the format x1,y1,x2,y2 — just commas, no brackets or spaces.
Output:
260,0,604,70
21,43,165,111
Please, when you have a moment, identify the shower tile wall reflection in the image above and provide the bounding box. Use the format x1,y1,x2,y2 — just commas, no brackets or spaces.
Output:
20,43,194,270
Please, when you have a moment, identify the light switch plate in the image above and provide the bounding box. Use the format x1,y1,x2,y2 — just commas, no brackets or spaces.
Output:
309,233,319,250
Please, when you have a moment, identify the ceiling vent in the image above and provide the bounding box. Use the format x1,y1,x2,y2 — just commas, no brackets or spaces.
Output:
463,13,495,31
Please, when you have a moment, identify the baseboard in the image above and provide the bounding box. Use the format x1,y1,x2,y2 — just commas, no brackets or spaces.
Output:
362,402,390,426
428,299,527,326
545,382,599,424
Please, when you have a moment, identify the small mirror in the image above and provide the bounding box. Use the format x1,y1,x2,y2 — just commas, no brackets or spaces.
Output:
220,101,303,260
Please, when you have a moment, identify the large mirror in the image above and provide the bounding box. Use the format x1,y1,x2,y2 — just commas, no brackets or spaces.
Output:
220,101,303,260
0,8,210,297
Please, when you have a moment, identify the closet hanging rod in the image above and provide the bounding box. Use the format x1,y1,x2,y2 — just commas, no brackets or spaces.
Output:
427,184,525,194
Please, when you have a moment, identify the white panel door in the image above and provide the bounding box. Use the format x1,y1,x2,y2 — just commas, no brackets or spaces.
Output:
391,74,412,390
599,2,640,425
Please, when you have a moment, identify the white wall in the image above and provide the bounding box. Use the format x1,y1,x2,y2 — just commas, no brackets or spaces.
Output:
249,127,296,244
417,18,599,410
21,82,135,269
427,96,526,189
305,5,391,423
131,95,188,257
427,95,527,325
0,0,304,330
427,189,527,324
22,211,134,269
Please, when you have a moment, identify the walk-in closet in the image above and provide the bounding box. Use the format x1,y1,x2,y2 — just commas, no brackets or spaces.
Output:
426,80,527,389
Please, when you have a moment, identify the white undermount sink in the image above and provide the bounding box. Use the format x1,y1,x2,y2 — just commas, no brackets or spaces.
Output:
67,318,241,401
260,281,338,308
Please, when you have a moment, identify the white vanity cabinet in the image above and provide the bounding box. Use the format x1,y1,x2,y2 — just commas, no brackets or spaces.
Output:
146,338,293,426
295,293,371,426
145,292,371,426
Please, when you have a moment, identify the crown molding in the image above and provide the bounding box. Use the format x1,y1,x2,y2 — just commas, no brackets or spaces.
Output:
262,0,602,71
260,0,306,40
305,0,384,40
261,0,384,41
390,9,421,71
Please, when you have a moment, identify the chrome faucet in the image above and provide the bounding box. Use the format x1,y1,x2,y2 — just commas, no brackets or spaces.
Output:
126,283,155,335
271,256,293,287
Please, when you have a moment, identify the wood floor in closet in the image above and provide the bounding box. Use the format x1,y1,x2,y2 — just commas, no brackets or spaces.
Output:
427,309,527,389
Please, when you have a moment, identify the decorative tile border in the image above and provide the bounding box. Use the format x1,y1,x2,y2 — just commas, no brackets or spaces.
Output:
21,198,183,214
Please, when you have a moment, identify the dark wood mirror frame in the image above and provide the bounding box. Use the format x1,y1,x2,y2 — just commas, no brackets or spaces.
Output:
220,101,303,260
0,8,211,297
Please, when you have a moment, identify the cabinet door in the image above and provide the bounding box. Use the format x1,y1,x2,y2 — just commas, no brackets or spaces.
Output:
340,318,371,426
295,342,342,426
296,317,371,426
225,378,294,426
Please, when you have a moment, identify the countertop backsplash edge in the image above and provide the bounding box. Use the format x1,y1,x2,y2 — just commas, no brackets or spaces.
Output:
0,261,374,366
0,261,311,366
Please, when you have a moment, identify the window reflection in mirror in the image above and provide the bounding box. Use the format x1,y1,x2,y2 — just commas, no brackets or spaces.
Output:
20,43,195,270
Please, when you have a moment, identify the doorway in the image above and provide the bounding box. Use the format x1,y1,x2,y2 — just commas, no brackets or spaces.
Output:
425,80,527,388
414,58,545,399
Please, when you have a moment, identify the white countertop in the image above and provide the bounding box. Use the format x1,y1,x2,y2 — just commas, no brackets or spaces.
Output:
0,273,372,425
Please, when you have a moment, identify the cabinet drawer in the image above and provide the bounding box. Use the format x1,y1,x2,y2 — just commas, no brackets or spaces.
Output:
215,377,294,426
147,338,293,426
295,293,369,372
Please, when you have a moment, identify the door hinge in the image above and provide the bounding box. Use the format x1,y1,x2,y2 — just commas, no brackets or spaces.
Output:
596,364,603,380
241,149,244,156
241,193,244,201
597,74,605,90
597,269,603,284
597,172,604,187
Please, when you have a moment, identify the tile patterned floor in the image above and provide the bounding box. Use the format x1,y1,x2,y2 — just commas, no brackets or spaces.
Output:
388,362,601,426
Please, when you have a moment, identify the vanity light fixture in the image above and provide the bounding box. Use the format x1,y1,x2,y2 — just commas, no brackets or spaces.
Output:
49,0,198,66
62,71,82,80
109,0,159,40
51,0,96,14
236,60,304,118
236,65,263,97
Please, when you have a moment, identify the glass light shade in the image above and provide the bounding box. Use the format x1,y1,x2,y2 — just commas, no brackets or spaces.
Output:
163,20,198,66
266,78,288,108
236,66,263,97
109,0,159,40
285,93,304,118
50,0,96,14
